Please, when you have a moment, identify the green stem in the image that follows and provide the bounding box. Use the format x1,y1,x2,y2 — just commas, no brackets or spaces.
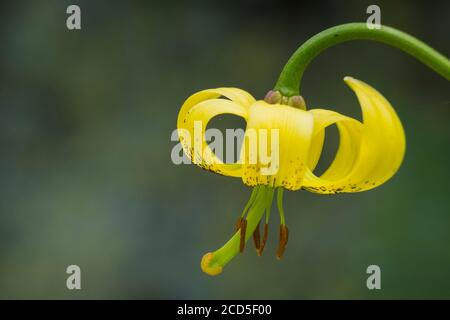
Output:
274,23,450,97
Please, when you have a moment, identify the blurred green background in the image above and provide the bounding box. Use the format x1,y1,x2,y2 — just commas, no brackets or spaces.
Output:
0,0,449,299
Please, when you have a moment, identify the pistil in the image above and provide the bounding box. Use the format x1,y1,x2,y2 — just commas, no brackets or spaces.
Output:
201,186,274,275
201,186,291,275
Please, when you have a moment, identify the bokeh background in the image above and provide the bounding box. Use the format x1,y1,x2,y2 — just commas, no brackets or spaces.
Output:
0,0,449,299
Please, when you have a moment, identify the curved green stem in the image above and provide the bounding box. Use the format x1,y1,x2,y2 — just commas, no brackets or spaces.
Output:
274,23,450,97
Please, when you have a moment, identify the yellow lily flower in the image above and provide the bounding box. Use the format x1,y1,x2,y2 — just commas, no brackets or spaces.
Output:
177,77,405,276
175,23,449,276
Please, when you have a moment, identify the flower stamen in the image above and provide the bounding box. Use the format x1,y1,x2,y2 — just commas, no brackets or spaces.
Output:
257,188,274,256
200,186,274,275
257,223,269,256
239,218,247,253
277,188,286,226
276,188,289,259
252,221,261,251
235,217,243,232
276,224,289,260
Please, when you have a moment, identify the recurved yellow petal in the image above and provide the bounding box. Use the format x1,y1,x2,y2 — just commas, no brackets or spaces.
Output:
177,88,255,177
303,77,406,194
241,101,314,190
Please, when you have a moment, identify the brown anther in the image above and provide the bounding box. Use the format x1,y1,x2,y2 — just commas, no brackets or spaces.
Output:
239,218,247,253
264,90,282,104
276,224,289,260
252,221,261,251
235,217,243,232
257,223,269,256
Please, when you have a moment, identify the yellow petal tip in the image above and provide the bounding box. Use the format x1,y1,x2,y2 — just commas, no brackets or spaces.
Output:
343,76,362,91
201,252,222,276
343,76,355,83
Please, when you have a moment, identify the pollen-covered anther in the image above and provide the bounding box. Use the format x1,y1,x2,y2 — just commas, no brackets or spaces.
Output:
276,224,289,260
239,218,247,253
252,221,261,251
257,223,269,256
235,217,243,232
